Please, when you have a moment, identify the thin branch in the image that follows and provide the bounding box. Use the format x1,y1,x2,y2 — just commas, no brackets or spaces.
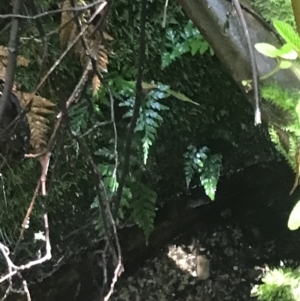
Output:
80,121,111,138
109,91,118,184
114,0,148,216
232,0,261,125
0,0,23,121
26,0,49,86
32,1,107,96
0,0,105,20
70,0,111,82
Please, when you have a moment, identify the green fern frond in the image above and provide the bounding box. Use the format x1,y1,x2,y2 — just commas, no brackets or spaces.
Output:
269,127,296,169
200,153,222,201
183,146,222,200
261,83,299,112
128,181,157,240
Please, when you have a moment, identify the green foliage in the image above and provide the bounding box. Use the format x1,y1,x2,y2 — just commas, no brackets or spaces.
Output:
200,153,222,200
161,20,213,69
260,83,300,170
253,20,300,82
0,0,280,257
273,20,300,52
287,198,300,230
261,84,298,113
251,267,300,300
127,181,157,240
251,0,295,27
184,146,222,200
118,82,170,164
99,163,118,193
253,19,300,194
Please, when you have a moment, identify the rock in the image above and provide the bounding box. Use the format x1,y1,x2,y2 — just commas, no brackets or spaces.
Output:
196,255,210,280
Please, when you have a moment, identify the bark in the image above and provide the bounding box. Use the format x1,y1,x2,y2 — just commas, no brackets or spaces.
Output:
177,0,300,129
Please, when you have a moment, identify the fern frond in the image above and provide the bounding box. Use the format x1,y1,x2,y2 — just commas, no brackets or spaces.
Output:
261,83,299,112
128,181,157,239
0,45,29,79
17,92,55,153
269,126,296,169
59,0,77,49
0,46,29,67
92,74,101,95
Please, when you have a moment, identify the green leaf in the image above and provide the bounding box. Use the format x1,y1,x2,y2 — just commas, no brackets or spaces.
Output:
278,60,293,69
273,20,300,52
255,43,278,58
190,39,202,55
127,81,199,106
275,43,298,60
166,89,199,105
128,182,157,240
288,199,300,230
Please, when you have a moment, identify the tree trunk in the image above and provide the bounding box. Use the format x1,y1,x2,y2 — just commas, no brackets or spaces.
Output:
177,0,299,128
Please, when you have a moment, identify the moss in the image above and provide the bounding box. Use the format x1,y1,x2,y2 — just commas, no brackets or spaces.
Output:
262,83,300,170
250,0,295,28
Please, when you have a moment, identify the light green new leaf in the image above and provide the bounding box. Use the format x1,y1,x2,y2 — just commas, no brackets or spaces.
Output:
288,199,300,230
275,44,298,60
273,20,300,53
279,60,293,69
128,81,199,106
255,43,278,58
166,89,199,105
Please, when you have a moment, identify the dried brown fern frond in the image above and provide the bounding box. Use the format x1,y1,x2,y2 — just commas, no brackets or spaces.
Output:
59,0,77,49
0,46,29,67
97,45,108,72
90,45,109,94
0,45,29,79
59,3,113,94
92,74,101,95
16,92,55,153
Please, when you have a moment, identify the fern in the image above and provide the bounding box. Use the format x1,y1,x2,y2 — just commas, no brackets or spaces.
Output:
261,83,300,173
184,145,222,200
59,0,112,94
127,181,157,240
99,163,118,193
162,21,213,69
184,145,207,188
120,84,170,164
260,83,298,113
200,153,222,200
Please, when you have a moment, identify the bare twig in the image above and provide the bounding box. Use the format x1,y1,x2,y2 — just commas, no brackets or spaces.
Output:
26,0,49,86
232,0,261,125
70,0,111,81
14,179,41,252
114,0,148,216
162,0,169,28
0,212,51,284
0,0,23,121
32,1,107,96
0,0,105,20
103,261,124,301
0,242,51,283
109,91,118,183
80,121,111,138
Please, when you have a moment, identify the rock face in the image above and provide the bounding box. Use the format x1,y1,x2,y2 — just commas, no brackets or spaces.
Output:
6,161,298,301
